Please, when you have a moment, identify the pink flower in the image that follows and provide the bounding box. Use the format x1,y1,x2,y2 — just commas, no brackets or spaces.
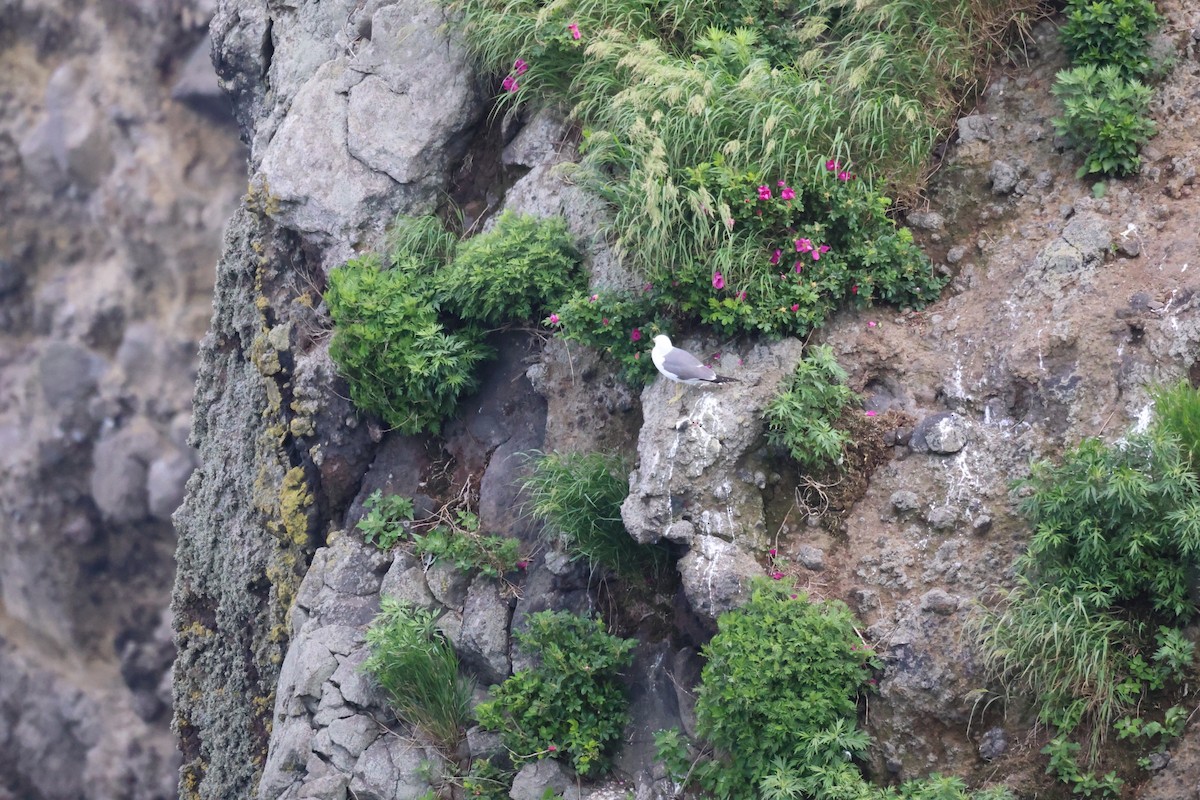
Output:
838,171,851,182
777,180,786,186
757,184,772,200
812,245,829,261
712,272,725,290
771,571,784,580
724,217,735,230
630,327,642,342
791,303,800,311
602,317,609,326
790,593,798,599
769,249,781,265
589,294,598,302
780,186,795,201
736,290,746,301
516,560,529,569
513,58,529,75
501,75,519,92
643,282,653,292
548,744,558,752
868,320,877,328
851,285,859,294
865,410,878,417
795,238,813,253
825,158,840,171
769,548,777,557
567,22,580,39
548,313,560,325
794,261,803,273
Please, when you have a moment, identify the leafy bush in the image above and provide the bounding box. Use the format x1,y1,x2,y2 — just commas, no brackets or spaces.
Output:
475,611,636,776
1060,0,1161,77
434,212,584,327
413,511,521,579
764,345,858,472
357,489,415,549
1154,380,1200,471
363,597,474,751
553,289,665,385
1052,65,1156,178
690,581,878,797
521,450,670,578
326,254,491,434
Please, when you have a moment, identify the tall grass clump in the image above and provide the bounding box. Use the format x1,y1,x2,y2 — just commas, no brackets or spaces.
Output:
972,385,1200,764
522,450,671,578
363,597,475,752
764,345,857,472
1153,379,1200,471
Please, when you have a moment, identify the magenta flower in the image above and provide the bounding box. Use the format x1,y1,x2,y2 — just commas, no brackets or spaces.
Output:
643,282,653,292
868,320,877,328
513,58,529,76
865,410,878,417
589,294,598,302
791,303,800,311
794,261,803,273
548,744,558,752
712,272,725,290
548,313,560,325
771,571,784,580
630,327,642,342
757,184,772,200
736,290,746,301
602,317,609,326
825,158,840,171
777,180,786,186
769,249,782,265
838,170,851,182
568,22,581,39
812,244,829,261
780,186,795,201
852,284,859,294
795,238,813,253
724,217,735,230
501,75,519,92
516,559,529,569
769,548,777,557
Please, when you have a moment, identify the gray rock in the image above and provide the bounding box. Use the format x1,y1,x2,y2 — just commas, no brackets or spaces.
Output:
259,717,316,800
91,417,165,523
676,537,761,619
1116,236,1141,258
426,561,472,610
502,108,572,168
18,59,114,192
971,515,993,535
330,648,381,709
956,114,991,144
456,577,512,685
1144,750,1170,770
465,725,506,761
314,715,379,772
38,341,105,412
348,735,438,800
910,413,969,455
890,490,921,514
796,545,825,571
978,727,1007,761
920,589,960,615
926,506,958,531
945,245,967,265
906,210,945,231
510,760,581,800
988,161,1019,195
0,259,24,296
146,449,195,521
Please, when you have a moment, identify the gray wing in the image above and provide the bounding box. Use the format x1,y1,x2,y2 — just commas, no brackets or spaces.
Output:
662,347,716,381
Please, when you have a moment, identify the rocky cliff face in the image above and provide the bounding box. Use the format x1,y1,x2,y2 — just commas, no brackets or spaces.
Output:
9,0,1200,799
173,1,1200,798
0,1,246,798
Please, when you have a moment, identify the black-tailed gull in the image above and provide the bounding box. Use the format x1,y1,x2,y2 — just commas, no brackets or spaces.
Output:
651,335,739,400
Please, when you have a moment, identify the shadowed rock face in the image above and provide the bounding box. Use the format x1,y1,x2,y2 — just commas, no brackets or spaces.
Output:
0,0,247,798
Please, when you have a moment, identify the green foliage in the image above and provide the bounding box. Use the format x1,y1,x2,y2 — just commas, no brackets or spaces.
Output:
1154,380,1200,471
385,213,460,273
691,581,878,797
764,345,857,472
1060,0,1161,77
475,611,637,777
1017,429,1200,619
1040,736,1124,798
413,515,521,579
357,489,415,549
434,212,584,327
326,254,491,434
521,450,671,578
1052,65,1156,178
461,757,514,800
553,289,665,385
363,597,474,751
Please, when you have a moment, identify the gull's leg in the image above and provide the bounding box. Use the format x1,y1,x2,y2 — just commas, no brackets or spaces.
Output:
669,383,684,404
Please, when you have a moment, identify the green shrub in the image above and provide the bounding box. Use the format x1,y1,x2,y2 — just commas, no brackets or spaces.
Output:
552,289,665,385
356,490,415,549
475,611,636,776
1052,65,1156,178
521,450,670,578
326,254,491,434
434,212,584,327
764,345,858,472
691,581,878,797
413,510,522,579
1060,0,1161,77
1153,380,1200,471
363,597,474,751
